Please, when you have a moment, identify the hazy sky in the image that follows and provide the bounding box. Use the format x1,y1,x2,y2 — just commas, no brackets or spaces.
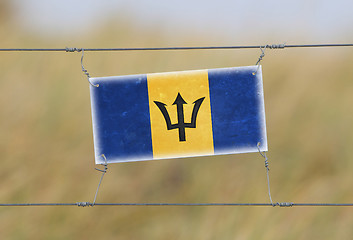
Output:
11,0,353,43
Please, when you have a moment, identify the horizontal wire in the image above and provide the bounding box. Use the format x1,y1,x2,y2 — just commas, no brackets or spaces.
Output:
0,43,353,52
1,202,353,207
0,203,78,206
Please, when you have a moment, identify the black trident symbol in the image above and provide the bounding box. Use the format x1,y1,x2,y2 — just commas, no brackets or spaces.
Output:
154,93,205,142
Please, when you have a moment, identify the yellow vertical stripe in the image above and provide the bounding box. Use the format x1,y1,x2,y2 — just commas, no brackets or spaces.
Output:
147,70,214,159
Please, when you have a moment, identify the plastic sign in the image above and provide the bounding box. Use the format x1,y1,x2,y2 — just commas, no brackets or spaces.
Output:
90,66,267,164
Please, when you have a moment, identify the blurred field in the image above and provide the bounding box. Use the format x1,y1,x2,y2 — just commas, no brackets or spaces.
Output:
1,7,353,240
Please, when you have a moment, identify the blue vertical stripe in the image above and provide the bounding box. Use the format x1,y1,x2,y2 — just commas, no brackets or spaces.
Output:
208,67,265,154
90,75,153,163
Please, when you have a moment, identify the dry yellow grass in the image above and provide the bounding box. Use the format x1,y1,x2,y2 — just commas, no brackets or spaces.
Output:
1,14,353,240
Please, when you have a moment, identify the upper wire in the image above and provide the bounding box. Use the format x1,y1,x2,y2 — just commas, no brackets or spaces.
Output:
1,43,353,52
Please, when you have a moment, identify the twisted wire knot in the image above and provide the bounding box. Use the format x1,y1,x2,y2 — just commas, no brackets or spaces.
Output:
266,44,286,49
79,49,99,87
264,159,269,169
257,142,270,170
76,202,92,207
273,202,294,207
65,47,82,52
255,49,266,66
81,65,91,79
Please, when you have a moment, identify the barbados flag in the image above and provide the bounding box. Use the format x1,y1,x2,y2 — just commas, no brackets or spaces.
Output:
90,66,267,164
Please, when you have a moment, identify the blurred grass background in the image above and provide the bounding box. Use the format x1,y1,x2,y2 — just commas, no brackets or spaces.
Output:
1,1,353,239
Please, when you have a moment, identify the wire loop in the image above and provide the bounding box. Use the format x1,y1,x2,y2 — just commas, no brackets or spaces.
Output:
253,46,267,75
92,154,108,206
257,142,274,205
80,49,99,87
